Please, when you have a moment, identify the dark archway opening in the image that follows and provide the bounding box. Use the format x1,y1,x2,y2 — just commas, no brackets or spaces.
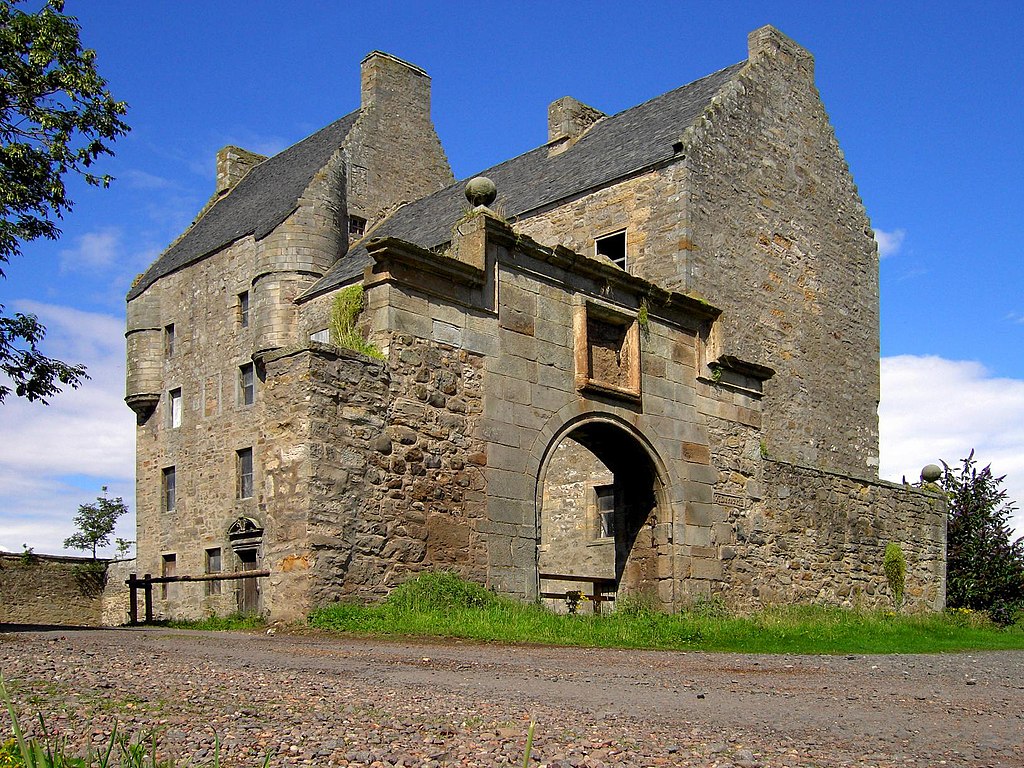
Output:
538,420,666,609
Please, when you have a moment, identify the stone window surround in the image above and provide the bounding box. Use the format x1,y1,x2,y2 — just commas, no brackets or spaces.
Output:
573,297,642,403
168,387,182,428
592,483,615,541
164,323,175,358
205,547,222,596
238,363,255,406
161,466,176,512
237,291,249,328
237,447,254,499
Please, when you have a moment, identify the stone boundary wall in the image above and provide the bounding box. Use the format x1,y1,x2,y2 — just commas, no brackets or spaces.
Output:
720,460,947,611
0,553,110,626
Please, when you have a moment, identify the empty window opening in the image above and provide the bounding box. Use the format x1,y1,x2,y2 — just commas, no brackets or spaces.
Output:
238,291,249,328
162,466,176,512
594,484,615,539
205,547,222,596
164,324,175,357
595,230,627,270
349,215,366,239
239,363,255,406
161,553,176,599
169,388,182,428
237,448,254,499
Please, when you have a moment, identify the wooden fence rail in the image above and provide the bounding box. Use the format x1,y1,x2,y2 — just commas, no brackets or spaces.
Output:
126,570,270,625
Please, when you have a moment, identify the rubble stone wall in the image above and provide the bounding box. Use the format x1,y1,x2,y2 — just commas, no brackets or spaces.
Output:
0,554,107,626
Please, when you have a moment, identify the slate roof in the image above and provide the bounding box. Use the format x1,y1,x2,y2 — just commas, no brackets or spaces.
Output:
127,112,360,300
303,60,745,297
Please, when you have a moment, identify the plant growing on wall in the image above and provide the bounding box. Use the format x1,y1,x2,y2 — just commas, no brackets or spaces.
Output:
329,285,383,360
883,542,906,610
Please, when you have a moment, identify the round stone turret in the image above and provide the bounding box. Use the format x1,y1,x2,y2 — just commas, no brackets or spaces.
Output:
920,464,942,483
465,176,497,207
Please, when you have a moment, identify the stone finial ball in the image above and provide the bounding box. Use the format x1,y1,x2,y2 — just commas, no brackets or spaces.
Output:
921,464,942,483
465,176,497,207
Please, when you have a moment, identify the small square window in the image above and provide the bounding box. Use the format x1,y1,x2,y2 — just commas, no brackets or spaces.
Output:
238,291,249,328
349,215,366,239
595,230,627,271
205,547,222,596
239,363,255,406
164,324,175,357
162,466,176,512
237,448,254,499
169,388,182,428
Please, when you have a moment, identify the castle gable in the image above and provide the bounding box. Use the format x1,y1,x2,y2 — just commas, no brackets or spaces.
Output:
128,112,359,300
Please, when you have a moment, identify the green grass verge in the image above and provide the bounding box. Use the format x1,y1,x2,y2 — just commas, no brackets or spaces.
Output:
308,572,1024,655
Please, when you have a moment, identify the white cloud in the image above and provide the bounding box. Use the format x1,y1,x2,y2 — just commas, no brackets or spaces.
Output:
874,228,906,258
879,355,1024,538
0,301,135,555
59,228,121,273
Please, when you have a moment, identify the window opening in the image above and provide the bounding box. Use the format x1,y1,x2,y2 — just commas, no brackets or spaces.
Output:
239,363,255,406
162,466,176,512
595,230,627,270
349,215,366,239
161,553,176,599
164,324,175,357
238,291,249,328
169,388,182,428
205,547,222,595
237,448,254,499
594,484,615,539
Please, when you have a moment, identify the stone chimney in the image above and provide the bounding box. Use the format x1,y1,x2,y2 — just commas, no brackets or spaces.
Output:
215,146,267,196
360,51,432,114
547,96,604,156
747,25,814,75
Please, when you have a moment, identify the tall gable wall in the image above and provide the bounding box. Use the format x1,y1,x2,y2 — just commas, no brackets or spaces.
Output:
678,28,880,477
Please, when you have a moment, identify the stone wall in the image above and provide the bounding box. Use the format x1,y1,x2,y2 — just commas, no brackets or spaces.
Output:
0,554,108,626
260,336,486,616
719,460,946,611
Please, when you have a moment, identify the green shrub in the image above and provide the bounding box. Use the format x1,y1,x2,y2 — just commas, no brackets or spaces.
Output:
883,542,906,610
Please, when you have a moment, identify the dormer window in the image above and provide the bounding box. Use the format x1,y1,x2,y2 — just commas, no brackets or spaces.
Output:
595,230,627,270
349,215,366,239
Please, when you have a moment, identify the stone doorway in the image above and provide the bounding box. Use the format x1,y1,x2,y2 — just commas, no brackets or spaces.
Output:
228,516,263,615
537,418,667,610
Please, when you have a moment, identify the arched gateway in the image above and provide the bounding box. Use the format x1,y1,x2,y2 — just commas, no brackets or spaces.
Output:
536,415,671,610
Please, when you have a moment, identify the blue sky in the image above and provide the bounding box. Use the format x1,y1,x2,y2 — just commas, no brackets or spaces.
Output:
1,0,1022,554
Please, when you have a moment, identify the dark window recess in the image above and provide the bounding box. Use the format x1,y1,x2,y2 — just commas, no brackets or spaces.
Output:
238,291,249,328
161,553,176,599
237,448,254,499
164,324,175,357
596,231,627,270
162,466,176,512
349,216,366,238
205,547,222,595
239,363,255,406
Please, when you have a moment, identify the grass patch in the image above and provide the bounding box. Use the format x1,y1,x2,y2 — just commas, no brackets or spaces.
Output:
308,572,1024,655
165,612,265,632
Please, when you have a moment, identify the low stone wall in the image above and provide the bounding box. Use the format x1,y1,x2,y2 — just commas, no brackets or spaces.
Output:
720,460,947,611
0,553,109,626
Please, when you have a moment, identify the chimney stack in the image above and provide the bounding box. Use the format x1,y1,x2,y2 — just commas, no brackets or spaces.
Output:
360,51,432,114
547,96,604,156
215,146,267,196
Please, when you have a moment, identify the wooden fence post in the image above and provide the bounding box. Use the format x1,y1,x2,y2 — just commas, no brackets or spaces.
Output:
127,573,138,625
143,573,153,624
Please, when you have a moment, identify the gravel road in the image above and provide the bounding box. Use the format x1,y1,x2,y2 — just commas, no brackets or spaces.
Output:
1,626,1022,767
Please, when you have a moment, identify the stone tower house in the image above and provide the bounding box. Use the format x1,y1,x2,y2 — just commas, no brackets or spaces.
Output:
126,28,946,621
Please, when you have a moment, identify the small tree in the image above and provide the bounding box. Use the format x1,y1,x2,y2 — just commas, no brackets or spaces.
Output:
941,451,1024,624
63,486,128,559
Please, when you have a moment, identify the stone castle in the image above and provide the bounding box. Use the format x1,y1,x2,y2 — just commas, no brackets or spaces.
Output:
125,26,946,621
